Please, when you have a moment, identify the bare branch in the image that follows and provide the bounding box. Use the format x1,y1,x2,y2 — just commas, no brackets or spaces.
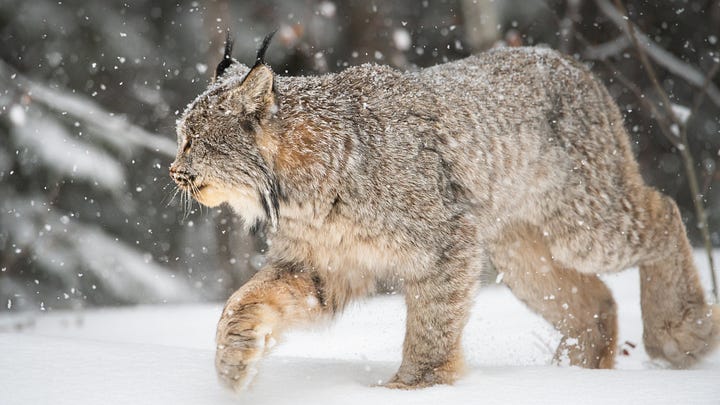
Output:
604,0,718,301
682,60,720,302
610,0,678,123
595,0,720,109
608,67,680,147
559,0,583,54
690,61,720,115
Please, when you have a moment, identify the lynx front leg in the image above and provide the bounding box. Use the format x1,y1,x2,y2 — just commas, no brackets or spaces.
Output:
215,262,335,392
387,249,479,389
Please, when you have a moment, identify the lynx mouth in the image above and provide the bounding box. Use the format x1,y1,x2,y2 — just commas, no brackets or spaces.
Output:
175,181,206,194
189,183,210,201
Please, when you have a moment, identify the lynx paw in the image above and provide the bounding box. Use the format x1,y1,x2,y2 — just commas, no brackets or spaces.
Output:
384,373,442,390
384,361,462,389
644,304,720,368
215,306,277,392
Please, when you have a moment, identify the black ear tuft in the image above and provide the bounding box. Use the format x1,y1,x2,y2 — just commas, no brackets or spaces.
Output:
215,30,235,78
254,30,277,66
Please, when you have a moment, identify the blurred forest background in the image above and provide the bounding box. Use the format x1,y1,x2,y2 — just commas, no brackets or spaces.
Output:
1,0,719,311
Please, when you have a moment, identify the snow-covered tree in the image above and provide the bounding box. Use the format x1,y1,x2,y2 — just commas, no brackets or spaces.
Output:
1,0,718,311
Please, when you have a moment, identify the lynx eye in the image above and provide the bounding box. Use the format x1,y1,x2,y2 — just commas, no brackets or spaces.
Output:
183,137,192,152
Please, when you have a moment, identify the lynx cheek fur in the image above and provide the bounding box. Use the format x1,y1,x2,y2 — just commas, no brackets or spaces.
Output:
170,34,719,391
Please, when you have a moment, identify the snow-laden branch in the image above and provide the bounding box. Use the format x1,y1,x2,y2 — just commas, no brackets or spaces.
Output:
1,194,198,304
0,59,176,158
594,0,720,109
11,107,126,191
582,35,630,60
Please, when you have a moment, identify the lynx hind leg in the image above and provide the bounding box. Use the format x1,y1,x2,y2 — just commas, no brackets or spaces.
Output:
490,223,617,368
636,190,720,368
215,263,365,392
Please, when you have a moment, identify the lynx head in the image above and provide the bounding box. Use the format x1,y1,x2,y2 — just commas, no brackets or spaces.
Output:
170,32,281,229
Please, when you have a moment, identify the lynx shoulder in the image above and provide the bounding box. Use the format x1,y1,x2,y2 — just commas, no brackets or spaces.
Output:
170,35,719,391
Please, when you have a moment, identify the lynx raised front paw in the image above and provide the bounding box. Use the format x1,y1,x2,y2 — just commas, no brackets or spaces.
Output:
215,305,277,392
644,304,720,368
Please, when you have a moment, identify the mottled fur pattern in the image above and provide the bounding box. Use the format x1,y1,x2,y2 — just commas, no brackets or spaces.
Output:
170,43,719,391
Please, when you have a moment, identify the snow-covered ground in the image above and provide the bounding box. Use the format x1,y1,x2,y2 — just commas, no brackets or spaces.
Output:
1,258,719,404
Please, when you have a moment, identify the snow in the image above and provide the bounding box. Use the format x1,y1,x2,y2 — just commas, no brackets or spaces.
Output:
393,28,412,51
671,103,691,124
1,261,719,404
318,1,336,18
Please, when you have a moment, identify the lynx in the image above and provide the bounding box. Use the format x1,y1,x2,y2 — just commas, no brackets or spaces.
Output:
170,34,719,391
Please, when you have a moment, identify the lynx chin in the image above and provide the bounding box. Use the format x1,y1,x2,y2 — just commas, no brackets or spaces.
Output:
170,33,719,391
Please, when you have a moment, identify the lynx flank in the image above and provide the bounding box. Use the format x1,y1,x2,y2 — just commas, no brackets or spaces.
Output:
170,34,719,391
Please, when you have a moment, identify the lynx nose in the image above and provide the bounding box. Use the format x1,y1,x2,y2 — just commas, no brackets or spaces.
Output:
169,164,196,186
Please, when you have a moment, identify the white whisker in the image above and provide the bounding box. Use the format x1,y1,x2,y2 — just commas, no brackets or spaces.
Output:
164,185,181,207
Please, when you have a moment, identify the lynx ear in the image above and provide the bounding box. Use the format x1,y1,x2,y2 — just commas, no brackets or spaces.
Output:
215,31,235,80
237,63,277,119
223,31,278,121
